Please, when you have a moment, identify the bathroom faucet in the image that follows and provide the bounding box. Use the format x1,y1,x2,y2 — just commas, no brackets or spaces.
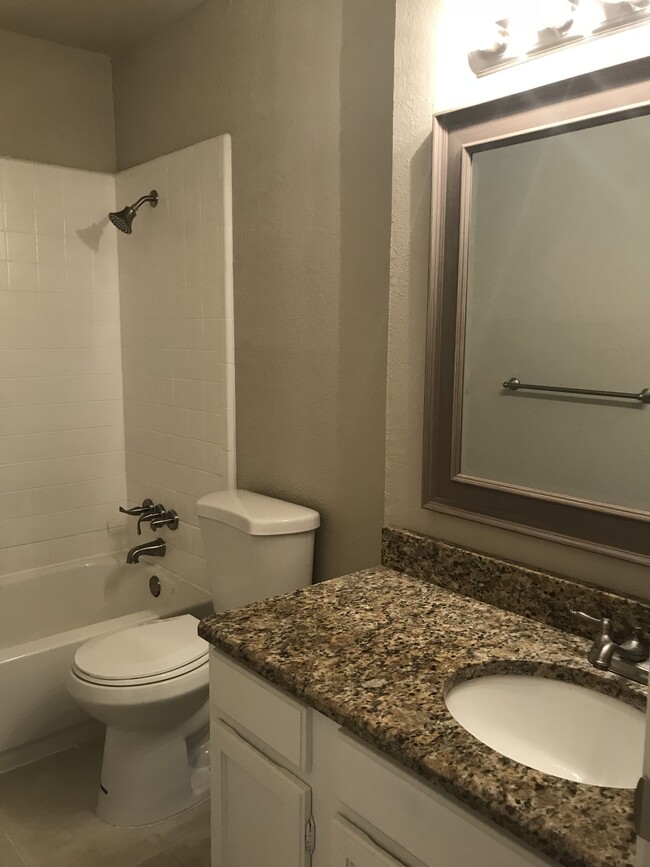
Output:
136,503,165,535
126,538,166,564
572,610,649,685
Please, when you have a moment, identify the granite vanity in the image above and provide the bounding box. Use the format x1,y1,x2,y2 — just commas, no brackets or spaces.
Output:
200,528,650,867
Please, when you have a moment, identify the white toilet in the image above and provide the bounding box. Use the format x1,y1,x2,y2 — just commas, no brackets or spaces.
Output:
67,490,320,826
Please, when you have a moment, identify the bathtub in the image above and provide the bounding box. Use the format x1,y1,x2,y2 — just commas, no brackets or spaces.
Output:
0,554,211,772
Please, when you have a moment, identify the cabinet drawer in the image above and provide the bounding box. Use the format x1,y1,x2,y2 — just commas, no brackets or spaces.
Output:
332,815,407,866
335,731,552,867
210,649,310,771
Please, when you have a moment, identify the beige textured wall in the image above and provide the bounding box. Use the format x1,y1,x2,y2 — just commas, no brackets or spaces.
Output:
386,0,650,599
113,0,395,581
0,29,115,172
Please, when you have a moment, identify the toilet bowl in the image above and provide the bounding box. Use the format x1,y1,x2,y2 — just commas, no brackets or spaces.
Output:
67,614,210,826
68,491,320,828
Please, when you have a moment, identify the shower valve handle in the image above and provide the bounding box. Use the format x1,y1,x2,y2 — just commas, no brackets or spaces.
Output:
150,510,180,532
137,504,166,535
119,498,154,517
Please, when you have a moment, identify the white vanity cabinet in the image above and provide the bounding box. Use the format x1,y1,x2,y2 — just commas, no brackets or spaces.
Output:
209,650,556,867
210,720,313,867
331,817,407,866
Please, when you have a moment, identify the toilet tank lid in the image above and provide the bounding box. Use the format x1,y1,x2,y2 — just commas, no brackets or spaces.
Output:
196,490,320,535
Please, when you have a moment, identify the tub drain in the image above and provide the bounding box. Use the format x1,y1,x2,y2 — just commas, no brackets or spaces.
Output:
149,575,161,597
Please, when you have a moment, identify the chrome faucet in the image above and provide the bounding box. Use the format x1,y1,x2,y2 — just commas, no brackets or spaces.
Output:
572,610,649,685
126,538,166,564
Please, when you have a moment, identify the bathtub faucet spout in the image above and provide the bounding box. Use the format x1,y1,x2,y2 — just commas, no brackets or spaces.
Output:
126,538,166,564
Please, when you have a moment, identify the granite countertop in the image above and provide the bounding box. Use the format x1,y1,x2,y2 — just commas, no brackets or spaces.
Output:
199,567,646,867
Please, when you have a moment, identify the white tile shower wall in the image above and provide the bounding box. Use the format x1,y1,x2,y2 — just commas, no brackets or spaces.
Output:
116,135,236,591
0,158,127,575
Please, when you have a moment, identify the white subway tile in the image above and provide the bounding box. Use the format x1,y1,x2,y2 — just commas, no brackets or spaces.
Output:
187,350,205,381
34,168,63,209
2,166,33,202
37,234,66,265
66,261,93,292
0,161,125,567
49,535,79,564
38,263,68,293
5,200,35,234
0,490,23,521
204,413,223,445
20,540,52,570
173,378,205,411
189,469,223,500
8,261,38,291
205,443,224,476
159,404,189,437
6,232,37,264
186,318,203,349
188,410,205,441
35,203,65,235
0,545,23,575
39,292,68,320
204,380,224,412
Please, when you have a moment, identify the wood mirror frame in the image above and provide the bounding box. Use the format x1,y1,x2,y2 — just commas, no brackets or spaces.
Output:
422,57,650,565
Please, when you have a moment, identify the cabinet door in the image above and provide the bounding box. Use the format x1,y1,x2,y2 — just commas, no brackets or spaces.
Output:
332,816,407,867
211,719,313,867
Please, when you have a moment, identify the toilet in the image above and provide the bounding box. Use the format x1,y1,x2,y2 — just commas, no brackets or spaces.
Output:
67,490,320,826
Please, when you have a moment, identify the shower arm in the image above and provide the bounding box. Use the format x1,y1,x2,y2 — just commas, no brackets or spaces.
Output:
131,192,159,212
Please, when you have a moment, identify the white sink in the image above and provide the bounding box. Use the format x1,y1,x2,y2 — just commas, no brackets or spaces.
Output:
445,674,644,788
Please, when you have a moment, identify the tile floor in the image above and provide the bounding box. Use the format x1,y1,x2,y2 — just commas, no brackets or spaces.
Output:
0,739,210,867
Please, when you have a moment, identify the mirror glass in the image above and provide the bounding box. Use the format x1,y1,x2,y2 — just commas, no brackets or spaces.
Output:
459,113,650,513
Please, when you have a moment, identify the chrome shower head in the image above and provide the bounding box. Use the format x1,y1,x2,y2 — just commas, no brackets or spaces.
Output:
109,190,158,234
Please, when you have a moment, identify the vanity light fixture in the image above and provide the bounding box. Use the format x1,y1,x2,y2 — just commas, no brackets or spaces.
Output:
472,20,509,60
469,0,650,75
595,0,650,27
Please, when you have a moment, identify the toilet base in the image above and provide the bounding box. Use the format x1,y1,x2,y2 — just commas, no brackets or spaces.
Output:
97,722,210,826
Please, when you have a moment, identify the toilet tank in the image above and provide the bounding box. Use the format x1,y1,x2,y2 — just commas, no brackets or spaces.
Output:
196,490,320,611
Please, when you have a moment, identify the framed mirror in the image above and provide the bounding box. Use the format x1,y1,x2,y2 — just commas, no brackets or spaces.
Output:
423,57,650,564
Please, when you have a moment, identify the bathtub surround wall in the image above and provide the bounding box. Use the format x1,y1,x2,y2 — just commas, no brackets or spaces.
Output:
117,135,236,591
0,158,127,576
112,0,395,582
0,28,115,172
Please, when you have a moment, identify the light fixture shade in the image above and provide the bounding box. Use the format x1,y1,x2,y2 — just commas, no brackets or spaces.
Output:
599,0,649,22
468,0,650,75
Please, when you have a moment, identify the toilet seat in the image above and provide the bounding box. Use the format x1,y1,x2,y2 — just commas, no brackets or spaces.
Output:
72,614,209,687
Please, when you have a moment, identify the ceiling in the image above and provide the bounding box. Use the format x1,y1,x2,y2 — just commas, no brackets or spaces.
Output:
0,0,208,56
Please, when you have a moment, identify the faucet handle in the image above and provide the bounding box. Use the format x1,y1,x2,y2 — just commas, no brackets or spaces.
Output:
137,504,165,535
119,498,154,517
150,509,179,532
620,627,650,663
571,610,612,635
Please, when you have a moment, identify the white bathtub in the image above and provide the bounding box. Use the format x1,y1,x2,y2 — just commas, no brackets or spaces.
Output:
0,554,211,772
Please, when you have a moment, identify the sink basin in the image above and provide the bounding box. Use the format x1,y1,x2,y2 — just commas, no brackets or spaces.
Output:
445,675,644,788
